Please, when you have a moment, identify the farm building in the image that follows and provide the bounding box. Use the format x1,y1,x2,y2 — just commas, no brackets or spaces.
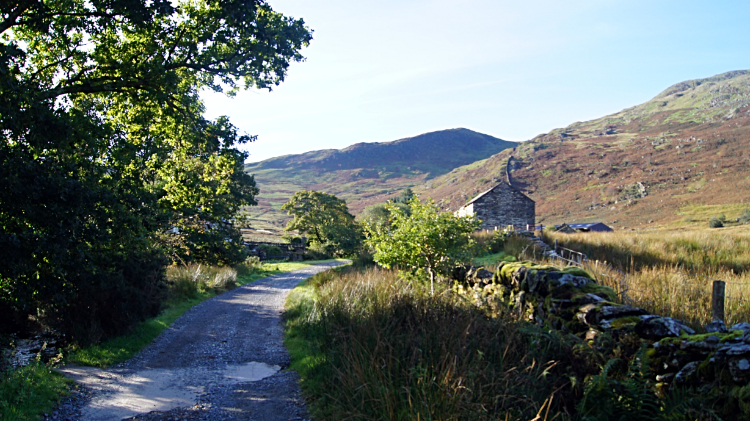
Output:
455,183,535,230
555,222,613,233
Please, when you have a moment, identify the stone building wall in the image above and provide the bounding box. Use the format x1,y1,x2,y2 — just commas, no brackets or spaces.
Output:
459,183,535,230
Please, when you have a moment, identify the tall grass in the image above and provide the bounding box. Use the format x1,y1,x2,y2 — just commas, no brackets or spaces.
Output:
546,229,750,274
166,264,238,301
538,230,750,327
285,266,583,420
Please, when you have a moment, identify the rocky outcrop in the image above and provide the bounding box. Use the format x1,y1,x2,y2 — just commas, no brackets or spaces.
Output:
454,260,750,392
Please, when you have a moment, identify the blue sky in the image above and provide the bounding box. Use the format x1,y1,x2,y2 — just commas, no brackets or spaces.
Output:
201,0,750,163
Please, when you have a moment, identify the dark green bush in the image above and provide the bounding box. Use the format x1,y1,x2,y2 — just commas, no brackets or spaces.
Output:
259,244,283,257
351,250,375,268
304,244,333,261
59,252,169,345
709,216,724,228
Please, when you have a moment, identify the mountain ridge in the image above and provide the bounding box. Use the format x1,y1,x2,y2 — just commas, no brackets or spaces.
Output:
415,70,750,230
243,128,517,237
244,70,750,238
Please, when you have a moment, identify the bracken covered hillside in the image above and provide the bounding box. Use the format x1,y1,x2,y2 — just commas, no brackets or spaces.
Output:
418,70,750,230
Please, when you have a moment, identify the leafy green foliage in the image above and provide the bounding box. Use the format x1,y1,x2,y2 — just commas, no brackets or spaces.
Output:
391,187,416,204
0,0,312,342
364,197,479,290
360,202,409,226
282,191,362,257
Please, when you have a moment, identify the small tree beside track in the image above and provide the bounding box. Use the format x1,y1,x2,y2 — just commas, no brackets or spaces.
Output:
364,197,479,294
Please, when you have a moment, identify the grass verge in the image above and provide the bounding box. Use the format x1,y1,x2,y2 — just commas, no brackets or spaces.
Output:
472,251,515,267
0,364,70,421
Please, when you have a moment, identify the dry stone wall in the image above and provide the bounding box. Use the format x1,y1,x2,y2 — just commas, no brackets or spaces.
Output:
453,260,750,412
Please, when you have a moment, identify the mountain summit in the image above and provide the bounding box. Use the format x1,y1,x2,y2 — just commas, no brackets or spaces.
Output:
244,128,517,237
250,128,515,177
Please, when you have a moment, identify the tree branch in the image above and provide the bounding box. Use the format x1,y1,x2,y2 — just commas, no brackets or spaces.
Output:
0,0,36,34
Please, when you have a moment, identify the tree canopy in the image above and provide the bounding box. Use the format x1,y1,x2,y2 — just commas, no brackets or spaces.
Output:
364,197,479,293
0,0,312,341
281,191,362,257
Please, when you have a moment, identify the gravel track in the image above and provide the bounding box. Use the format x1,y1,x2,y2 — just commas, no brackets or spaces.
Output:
50,261,346,421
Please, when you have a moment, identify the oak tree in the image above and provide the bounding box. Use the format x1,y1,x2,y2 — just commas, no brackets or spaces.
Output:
282,191,362,257
0,0,312,340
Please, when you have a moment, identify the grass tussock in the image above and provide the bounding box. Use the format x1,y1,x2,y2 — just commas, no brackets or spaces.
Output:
285,266,583,421
166,264,238,301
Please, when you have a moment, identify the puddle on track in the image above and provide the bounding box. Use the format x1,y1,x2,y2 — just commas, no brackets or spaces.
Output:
58,361,281,421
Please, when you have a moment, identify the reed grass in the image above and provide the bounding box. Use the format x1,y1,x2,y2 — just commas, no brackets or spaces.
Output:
545,229,750,274
285,265,582,420
529,230,750,327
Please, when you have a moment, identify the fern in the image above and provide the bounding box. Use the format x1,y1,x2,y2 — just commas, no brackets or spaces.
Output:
576,345,717,421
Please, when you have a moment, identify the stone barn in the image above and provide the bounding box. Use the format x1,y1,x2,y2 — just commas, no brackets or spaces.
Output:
455,183,535,230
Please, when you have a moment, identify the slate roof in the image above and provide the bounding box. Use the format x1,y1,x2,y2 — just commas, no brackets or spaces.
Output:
463,183,533,206
554,222,613,232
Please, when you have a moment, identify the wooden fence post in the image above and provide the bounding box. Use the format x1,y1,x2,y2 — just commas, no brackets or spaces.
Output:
712,280,726,322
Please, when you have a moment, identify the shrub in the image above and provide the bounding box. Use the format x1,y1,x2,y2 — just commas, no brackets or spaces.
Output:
304,244,333,261
60,251,169,345
236,256,262,278
351,250,375,269
259,244,283,257
365,197,479,291
709,216,724,228
740,209,750,224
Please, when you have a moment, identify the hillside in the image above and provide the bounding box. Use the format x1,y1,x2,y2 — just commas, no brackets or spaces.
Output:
243,128,516,238
417,70,750,230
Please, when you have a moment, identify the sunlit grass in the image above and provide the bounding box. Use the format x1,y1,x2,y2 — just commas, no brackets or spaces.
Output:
539,229,750,327
284,265,577,420
0,363,71,421
472,251,515,267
